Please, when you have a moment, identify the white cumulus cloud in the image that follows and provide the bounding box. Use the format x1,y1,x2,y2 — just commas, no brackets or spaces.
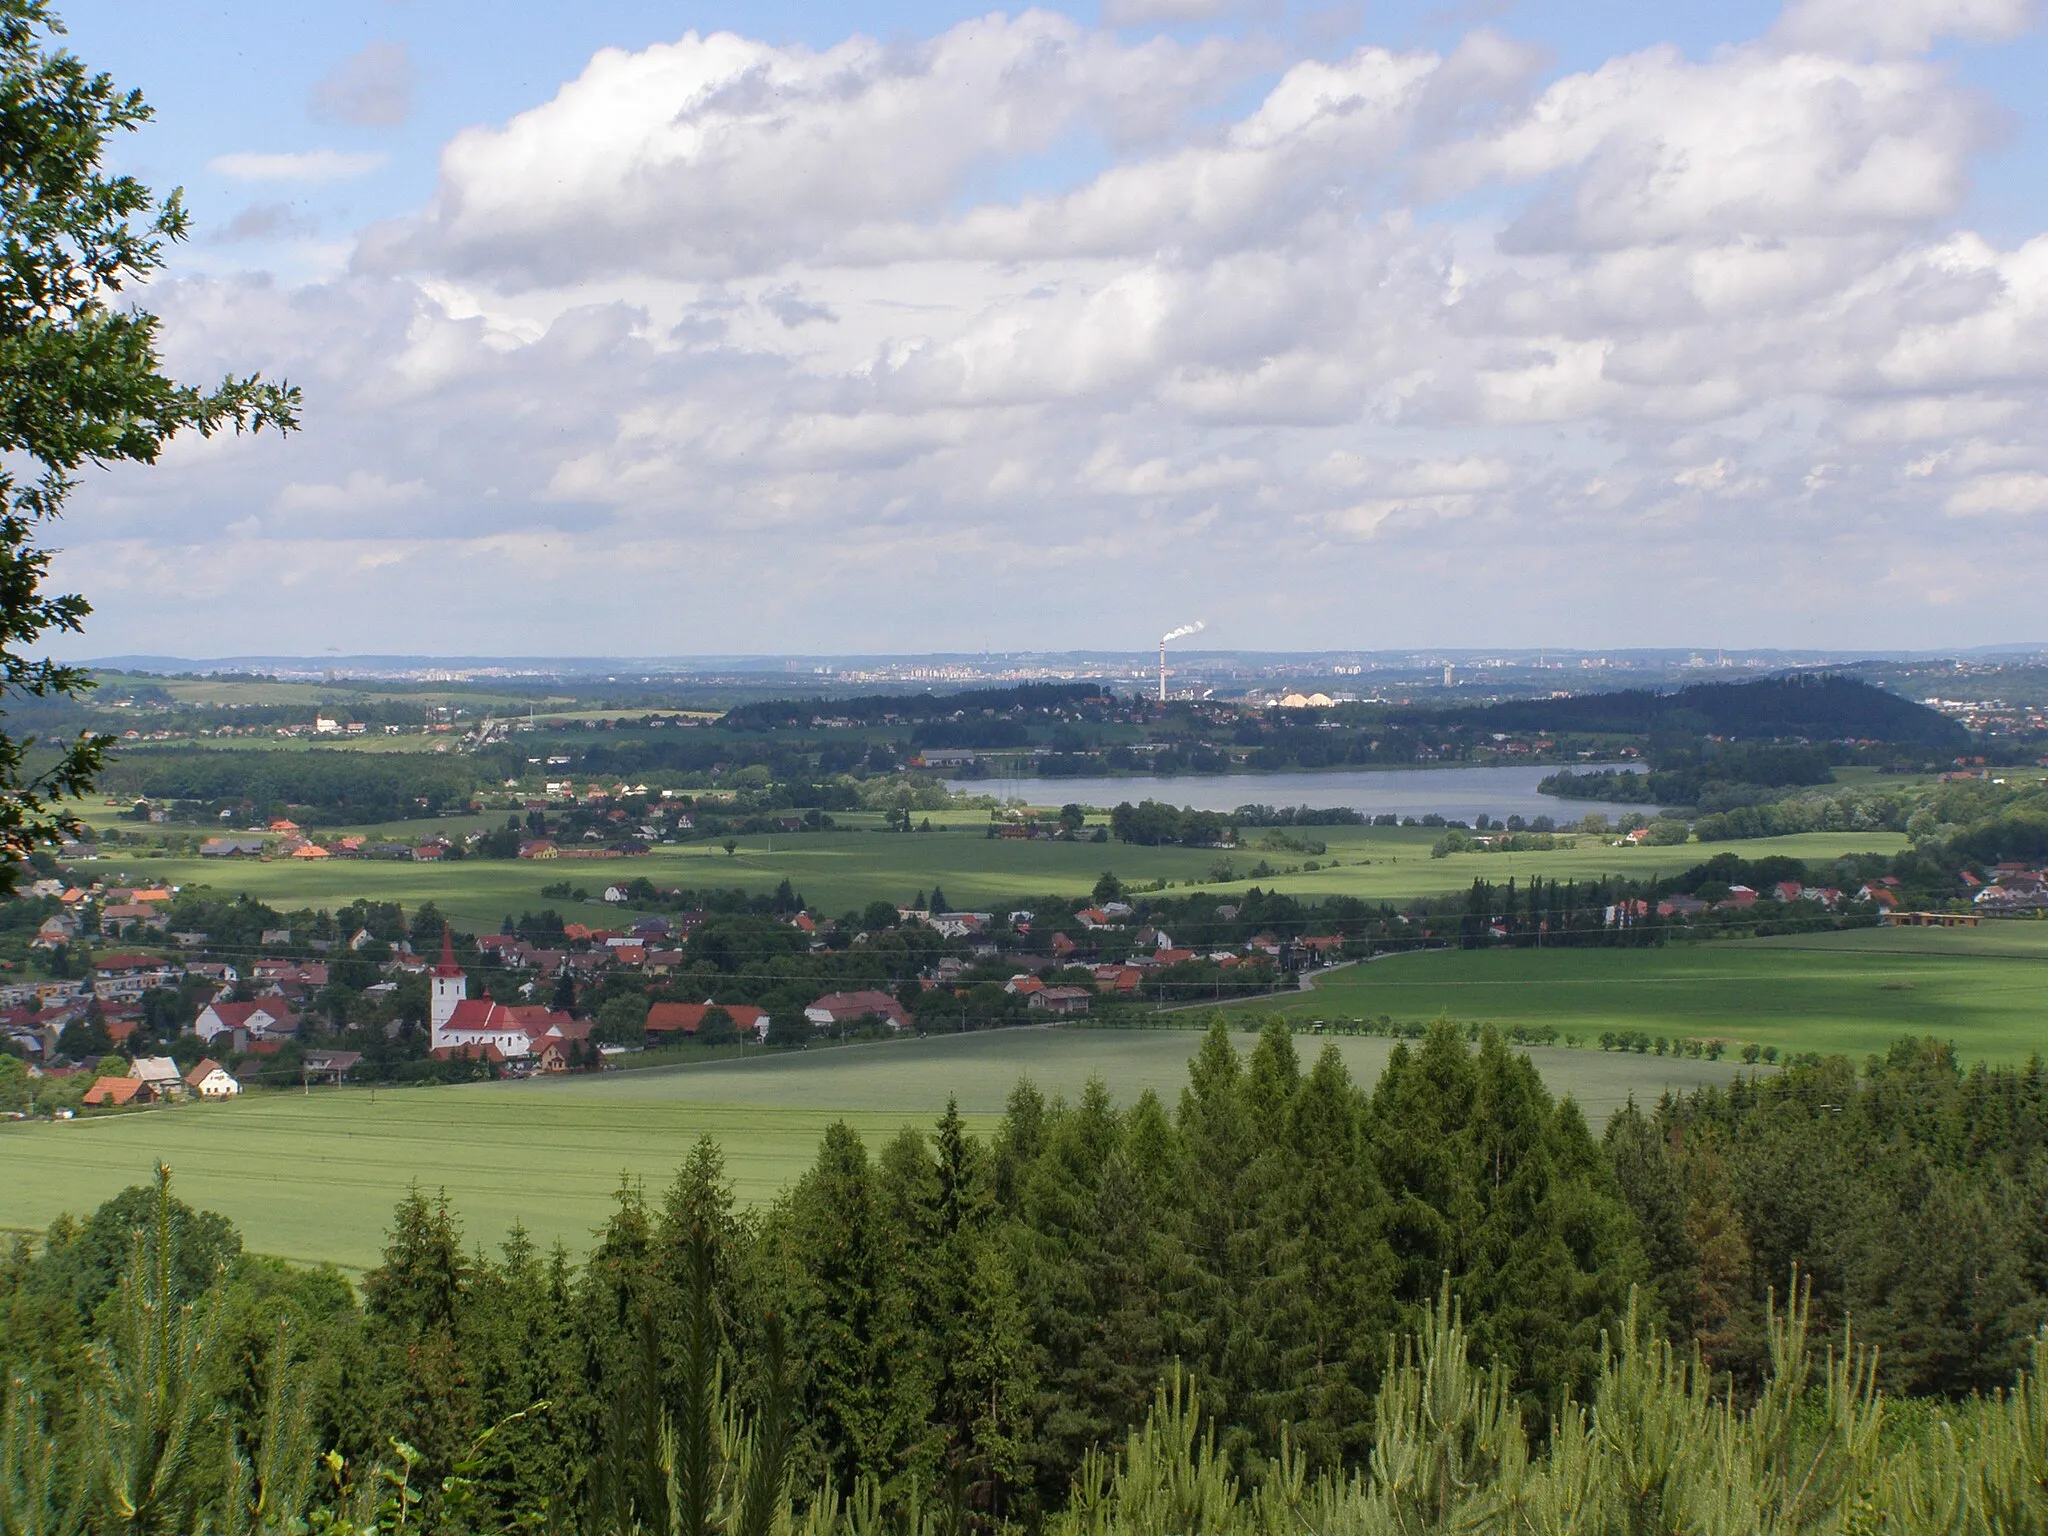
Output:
210,149,387,183
50,3,2048,655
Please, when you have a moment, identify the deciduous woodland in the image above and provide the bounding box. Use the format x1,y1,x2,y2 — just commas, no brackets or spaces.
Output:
4,1024,2044,1532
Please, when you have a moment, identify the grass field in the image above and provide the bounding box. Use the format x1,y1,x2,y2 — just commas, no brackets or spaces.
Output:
0,1027,1746,1270
67,822,1909,928
1242,926,2048,1064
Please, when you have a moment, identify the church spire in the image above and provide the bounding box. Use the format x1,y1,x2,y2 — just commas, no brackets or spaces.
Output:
430,925,467,1042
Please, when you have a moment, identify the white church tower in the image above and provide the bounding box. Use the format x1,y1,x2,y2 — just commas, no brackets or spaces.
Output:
430,927,467,1042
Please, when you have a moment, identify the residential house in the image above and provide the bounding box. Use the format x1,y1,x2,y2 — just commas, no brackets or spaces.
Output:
1975,881,2048,914
32,914,79,949
1030,986,1092,1016
193,1000,298,1047
252,960,329,988
301,1050,362,1084
99,902,169,937
184,1058,241,1098
129,1056,185,1100
804,990,911,1031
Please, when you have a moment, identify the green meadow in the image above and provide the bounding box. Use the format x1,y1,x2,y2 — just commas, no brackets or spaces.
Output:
0,1027,1745,1270
1243,925,2048,1064
73,818,1907,929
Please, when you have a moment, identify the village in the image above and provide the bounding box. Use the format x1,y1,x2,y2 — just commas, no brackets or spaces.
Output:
8,817,2034,1117
0,864,1366,1116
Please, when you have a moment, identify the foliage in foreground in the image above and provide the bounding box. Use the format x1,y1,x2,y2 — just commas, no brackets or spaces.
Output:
0,0,297,884
2,1168,2045,1535
2,1027,2045,1533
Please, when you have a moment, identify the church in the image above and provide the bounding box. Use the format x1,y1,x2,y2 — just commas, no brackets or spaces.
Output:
430,929,586,1064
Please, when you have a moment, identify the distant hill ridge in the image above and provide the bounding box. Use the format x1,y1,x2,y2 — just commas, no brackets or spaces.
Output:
1442,674,1965,747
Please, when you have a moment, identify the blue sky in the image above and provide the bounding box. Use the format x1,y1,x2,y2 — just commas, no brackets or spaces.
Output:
43,0,2048,656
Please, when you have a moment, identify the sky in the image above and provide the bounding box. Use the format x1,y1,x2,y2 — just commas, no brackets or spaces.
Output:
40,0,2048,659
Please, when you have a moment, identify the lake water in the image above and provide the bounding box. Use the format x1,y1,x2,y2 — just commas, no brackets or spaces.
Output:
948,764,1661,823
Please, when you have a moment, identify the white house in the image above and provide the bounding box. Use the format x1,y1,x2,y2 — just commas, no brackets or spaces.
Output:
194,1000,296,1046
184,1058,241,1098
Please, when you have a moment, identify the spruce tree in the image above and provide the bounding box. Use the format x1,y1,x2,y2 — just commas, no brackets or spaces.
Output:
1170,1019,1265,1463
358,1186,473,1481
781,1121,923,1502
1260,1045,1393,1469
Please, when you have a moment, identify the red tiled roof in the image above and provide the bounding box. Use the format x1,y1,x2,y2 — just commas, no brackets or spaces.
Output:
646,1002,768,1036
443,998,513,1029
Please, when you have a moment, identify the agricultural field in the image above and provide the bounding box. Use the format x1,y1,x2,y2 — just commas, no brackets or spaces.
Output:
0,1026,1745,1270
1242,924,2048,1064
67,816,1907,929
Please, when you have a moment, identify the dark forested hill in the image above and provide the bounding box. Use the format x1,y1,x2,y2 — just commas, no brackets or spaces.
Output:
1435,673,1965,748
720,682,1108,732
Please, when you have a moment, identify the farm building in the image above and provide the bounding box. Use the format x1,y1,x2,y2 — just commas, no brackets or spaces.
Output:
804,990,910,1031
82,1076,146,1107
130,1056,185,1100
645,1002,769,1042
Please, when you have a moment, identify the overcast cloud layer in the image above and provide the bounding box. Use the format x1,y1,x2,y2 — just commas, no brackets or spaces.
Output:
55,0,2048,655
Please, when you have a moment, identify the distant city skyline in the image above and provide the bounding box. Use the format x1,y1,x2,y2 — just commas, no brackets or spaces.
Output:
79,644,2048,684
44,0,2048,656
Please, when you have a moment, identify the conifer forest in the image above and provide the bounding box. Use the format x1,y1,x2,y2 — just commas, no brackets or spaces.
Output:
4,1022,2045,1534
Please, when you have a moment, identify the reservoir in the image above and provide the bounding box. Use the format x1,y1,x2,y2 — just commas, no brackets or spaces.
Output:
947,763,1661,824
